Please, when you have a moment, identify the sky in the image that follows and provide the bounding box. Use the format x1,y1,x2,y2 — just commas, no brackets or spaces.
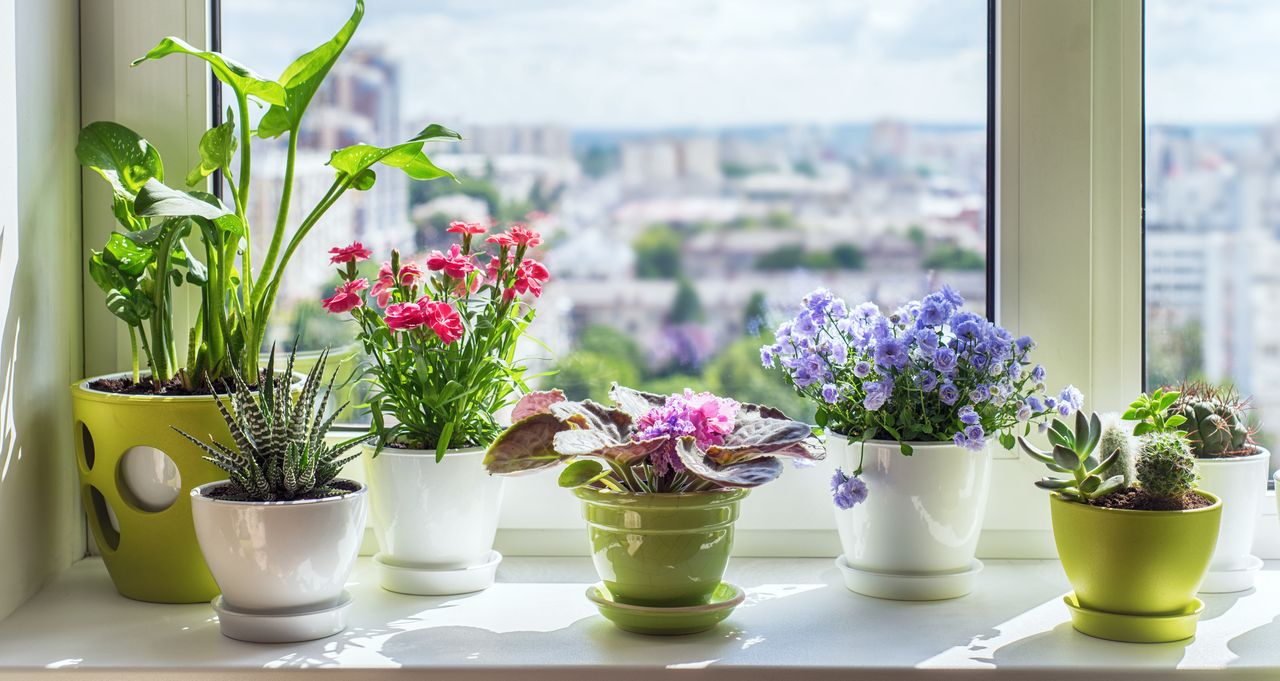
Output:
222,0,1280,129
220,0,988,129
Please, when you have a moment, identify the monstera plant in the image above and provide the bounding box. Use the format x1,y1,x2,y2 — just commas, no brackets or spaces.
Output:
484,384,825,492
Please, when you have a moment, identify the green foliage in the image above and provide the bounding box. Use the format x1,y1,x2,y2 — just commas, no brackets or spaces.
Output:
754,244,864,272
1018,411,1127,502
1098,415,1138,487
579,325,646,371
1168,381,1254,457
81,0,456,388
578,145,618,179
1121,388,1187,437
633,224,683,279
922,243,984,271
175,347,373,502
554,351,641,402
701,337,813,422
1147,319,1204,389
1136,431,1198,500
666,278,705,324
410,175,501,219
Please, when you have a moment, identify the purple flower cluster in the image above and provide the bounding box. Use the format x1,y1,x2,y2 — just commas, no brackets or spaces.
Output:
831,468,869,509
633,390,739,476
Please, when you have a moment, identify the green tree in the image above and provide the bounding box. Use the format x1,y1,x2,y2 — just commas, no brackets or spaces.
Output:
922,244,985,270
553,351,641,402
579,145,618,179
634,224,683,279
702,337,814,422
408,174,500,217
578,324,646,373
754,244,807,271
832,243,865,270
743,291,768,334
666,278,705,324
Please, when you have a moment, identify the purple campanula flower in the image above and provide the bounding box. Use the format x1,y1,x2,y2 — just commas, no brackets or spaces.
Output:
831,468,868,509
853,360,872,378
939,285,965,308
874,338,908,370
959,405,980,425
918,371,939,392
1030,364,1046,385
933,347,957,373
821,383,839,404
939,382,960,405
1059,385,1084,412
1026,395,1044,412
1016,403,1033,422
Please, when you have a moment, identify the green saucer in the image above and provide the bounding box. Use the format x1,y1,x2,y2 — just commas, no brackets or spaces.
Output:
586,582,744,635
1064,592,1204,643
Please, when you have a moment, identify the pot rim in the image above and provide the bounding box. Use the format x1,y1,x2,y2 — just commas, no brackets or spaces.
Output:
72,371,306,403
824,431,987,451
1050,489,1221,516
1197,446,1270,464
573,486,749,507
363,443,487,458
191,479,366,507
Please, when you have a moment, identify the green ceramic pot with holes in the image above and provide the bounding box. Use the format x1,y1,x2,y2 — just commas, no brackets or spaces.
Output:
1051,491,1222,642
70,372,305,603
574,487,747,607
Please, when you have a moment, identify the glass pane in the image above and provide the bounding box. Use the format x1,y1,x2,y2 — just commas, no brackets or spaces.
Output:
1146,0,1276,468
221,0,989,424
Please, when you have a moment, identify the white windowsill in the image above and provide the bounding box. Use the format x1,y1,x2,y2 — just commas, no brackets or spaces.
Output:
2,558,1279,679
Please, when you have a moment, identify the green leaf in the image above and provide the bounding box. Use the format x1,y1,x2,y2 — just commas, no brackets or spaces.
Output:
256,0,365,138
1094,475,1125,497
135,178,233,221
1165,414,1187,428
900,443,913,456
186,111,238,186
1121,408,1139,420
327,124,461,183
102,233,154,276
1035,477,1073,490
1079,474,1101,494
77,121,164,198
350,168,376,191
1052,445,1079,470
1133,422,1154,436
998,432,1015,450
557,459,609,489
1158,391,1180,411
132,37,285,106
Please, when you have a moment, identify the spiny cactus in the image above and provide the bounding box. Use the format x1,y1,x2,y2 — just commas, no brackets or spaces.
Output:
1168,381,1253,458
1098,414,1137,487
176,346,374,502
1136,431,1198,501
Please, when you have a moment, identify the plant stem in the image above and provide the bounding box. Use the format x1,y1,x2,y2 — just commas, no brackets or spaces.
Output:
256,127,298,294
128,327,139,384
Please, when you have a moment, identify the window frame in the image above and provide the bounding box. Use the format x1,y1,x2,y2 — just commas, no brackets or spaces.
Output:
86,0,1265,560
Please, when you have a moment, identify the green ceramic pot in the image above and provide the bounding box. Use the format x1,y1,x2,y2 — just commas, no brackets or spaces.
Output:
1051,492,1222,616
71,378,229,603
574,487,747,607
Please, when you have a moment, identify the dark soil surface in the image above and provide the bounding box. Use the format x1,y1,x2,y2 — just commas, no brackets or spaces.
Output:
88,371,268,396
202,478,360,502
1089,488,1213,511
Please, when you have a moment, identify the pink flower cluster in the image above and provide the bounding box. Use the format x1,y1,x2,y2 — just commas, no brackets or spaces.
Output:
383,299,463,343
634,390,740,475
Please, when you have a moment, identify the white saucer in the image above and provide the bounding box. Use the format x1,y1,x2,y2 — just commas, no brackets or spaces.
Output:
212,591,352,643
835,555,983,601
1199,555,1264,594
374,550,503,596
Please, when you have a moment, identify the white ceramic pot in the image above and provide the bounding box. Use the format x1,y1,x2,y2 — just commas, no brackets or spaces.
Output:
190,480,367,614
829,433,992,600
364,445,504,580
1194,449,1270,592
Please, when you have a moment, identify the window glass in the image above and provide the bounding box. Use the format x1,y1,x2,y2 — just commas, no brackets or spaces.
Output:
1146,0,1277,465
221,0,989,423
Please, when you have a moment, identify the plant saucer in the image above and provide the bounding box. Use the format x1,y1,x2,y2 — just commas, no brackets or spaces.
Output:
212,590,353,643
1063,592,1204,643
586,582,744,635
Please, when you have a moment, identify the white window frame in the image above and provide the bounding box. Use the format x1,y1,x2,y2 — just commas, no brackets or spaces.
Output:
82,0,1277,559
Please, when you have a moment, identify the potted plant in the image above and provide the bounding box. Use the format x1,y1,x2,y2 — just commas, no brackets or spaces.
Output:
322,221,549,595
70,0,456,602
180,348,372,643
1123,383,1268,593
1019,410,1221,643
760,287,1075,600
484,384,823,634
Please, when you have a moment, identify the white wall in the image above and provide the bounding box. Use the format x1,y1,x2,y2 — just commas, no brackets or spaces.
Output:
0,0,84,621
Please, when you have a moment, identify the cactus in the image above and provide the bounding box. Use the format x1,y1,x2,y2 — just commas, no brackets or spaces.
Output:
1136,432,1199,500
1098,414,1137,487
1168,381,1253,458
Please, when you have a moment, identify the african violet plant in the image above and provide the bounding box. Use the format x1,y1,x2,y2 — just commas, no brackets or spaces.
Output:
483,384,824,493
323,222,550,459
78,0,458,389
761,286,1079,506
175,346,374,502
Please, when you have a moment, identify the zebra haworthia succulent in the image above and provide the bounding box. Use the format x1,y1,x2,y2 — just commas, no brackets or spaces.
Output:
175,346,374,502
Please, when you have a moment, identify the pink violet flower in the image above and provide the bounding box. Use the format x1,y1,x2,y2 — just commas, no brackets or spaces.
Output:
447,221,487,235
321,278,368,314
420,299,464,344
328,241,372,265
633,390,740,476
383,301,426,331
